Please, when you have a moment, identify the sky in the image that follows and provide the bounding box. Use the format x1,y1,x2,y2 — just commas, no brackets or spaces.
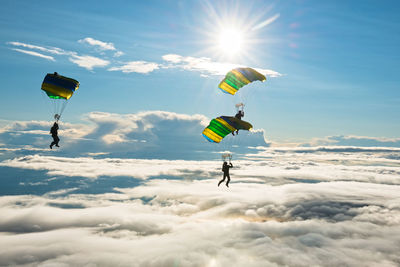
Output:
0,0,399,143
0,1,400,266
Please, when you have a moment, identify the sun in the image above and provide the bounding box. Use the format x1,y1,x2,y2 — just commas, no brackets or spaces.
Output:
196,1,276,63
217,27,244,56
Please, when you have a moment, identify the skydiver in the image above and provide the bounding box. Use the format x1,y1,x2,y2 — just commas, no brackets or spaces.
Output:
235,110,244,120
49,121,60,149
232,110,244,135
218,161,233,187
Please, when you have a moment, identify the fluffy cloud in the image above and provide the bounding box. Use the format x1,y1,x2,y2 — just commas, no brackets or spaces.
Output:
0,155,217,179
162,54,282,77
0,171,399,266
78,37,116,51
0,111,268,159
7,41,281,78
108,61,159,73
69,55,110,70
0,123,400,266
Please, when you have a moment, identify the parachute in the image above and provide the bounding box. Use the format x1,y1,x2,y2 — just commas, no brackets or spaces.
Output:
221,153,232,163
202,116,252,143
218,67,266,95
41,72,79,121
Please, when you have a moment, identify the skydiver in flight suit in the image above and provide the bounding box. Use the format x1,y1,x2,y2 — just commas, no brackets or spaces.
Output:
232,110,244,136
218,161,233,187
49,122,60,149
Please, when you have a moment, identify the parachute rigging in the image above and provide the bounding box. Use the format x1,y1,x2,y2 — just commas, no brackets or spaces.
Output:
41,72,79,121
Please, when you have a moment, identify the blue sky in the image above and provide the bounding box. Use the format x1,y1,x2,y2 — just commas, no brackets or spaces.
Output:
1,2,400,265
0,0,399,143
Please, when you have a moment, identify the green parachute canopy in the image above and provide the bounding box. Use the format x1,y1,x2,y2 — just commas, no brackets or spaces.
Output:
202,116,252,143
41,72,79,100
41,72,79,121
219,67,266,95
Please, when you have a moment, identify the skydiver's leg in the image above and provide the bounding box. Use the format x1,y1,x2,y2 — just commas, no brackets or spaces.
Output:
51,135,59,148
218,174,227,186
226,174,230,187
50,136,56,149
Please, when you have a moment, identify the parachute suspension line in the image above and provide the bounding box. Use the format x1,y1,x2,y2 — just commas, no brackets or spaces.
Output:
221,152,232,164
58,100,68,120
221,130,235,162
41,92,54,120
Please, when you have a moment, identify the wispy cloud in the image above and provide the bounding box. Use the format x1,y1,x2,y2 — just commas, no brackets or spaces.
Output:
8,41,70,55
11,48,55,61
78,37,116,51
108,61,159,73
78,37,125,58
307,135,400,147
8,41,111,70
113,51,124,57
162,54,282,77
69,55,110,70
7,41,281,77
252,13,280,31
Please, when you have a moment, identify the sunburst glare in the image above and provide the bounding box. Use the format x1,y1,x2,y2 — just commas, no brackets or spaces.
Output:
195,1,276,65
217,27,244,56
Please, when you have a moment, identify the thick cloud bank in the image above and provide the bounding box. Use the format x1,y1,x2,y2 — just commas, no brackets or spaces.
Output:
0,111,268,160
0,145,400,266
1,112,400,266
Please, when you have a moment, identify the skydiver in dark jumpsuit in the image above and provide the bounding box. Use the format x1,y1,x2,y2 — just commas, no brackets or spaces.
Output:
232,110,244,135
218,161,233,187
50,122,60,149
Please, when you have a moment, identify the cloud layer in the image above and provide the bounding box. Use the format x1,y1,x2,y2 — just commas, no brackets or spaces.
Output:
1,112,399,266
0,147,399,266
0,111,268,160
6,40,281,76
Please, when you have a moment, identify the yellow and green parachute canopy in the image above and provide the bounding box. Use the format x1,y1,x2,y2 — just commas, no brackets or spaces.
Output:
202,116,252,143
218,67,266,95
41,73,79,100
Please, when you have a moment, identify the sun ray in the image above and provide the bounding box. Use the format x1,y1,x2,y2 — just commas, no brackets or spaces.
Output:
188,0,278,67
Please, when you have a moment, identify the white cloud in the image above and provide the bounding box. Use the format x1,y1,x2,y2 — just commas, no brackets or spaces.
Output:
0,111,268,160
7,41,281,78
69,55,110,70
1,121,400,266
162,54,182,63
108,61,159,73
78,37,116,51
11,48,55,61
308,135,400,147
0,155,217,179
162,54,282,77
0,169,399,266
8,41,71,55
113,51,124,57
